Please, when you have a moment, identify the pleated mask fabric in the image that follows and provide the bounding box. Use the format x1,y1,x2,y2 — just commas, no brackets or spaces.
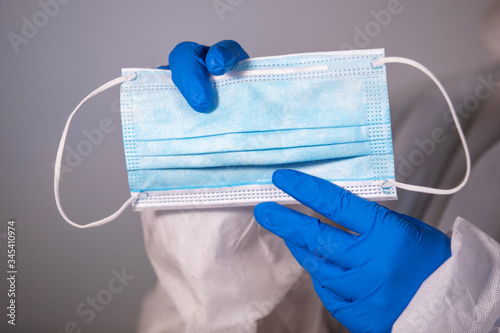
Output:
120,48,397,210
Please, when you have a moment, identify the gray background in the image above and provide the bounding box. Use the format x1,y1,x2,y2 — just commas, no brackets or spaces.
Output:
0,0,497,332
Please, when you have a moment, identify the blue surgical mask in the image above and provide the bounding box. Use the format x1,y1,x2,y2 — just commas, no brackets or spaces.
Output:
54,49,470,228
121,49,396,208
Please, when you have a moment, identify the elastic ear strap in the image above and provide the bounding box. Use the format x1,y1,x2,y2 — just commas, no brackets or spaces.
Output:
54,72,138,229
371,57,471,195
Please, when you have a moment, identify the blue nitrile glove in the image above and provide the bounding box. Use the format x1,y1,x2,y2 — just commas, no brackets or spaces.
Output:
254,169,451,333
159,40,249,112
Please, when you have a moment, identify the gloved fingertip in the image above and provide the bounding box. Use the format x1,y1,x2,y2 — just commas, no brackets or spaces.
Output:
253,202,269,223
157,65,170,70
272,169,299,187
189,88,213,112
206,40,249,76
206,47,228,76
254,202,280,225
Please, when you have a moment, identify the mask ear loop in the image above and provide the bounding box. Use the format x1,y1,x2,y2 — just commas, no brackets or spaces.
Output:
54,71,139,229
372,57,471,195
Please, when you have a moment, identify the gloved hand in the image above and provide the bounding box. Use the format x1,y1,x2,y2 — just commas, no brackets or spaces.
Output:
160,40,249,112
254,169,451,333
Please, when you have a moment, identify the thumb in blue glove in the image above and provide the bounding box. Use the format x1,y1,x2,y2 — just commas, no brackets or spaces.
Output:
159,40,249,112
254,169,451,333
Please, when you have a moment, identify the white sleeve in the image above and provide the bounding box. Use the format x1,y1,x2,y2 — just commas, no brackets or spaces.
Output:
393,217,500,333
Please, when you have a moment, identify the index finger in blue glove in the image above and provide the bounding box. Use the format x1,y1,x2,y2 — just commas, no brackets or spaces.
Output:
272,169,383,234
168,41,212,112
206,40,249,75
